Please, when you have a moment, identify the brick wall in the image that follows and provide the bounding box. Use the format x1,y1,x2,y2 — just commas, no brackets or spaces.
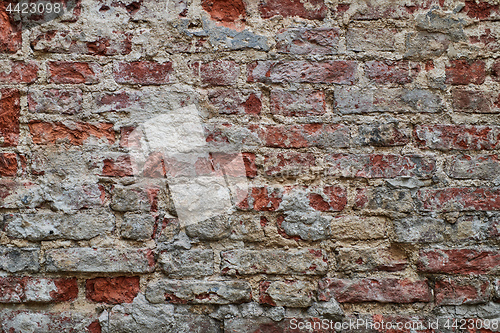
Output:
1,0,500,332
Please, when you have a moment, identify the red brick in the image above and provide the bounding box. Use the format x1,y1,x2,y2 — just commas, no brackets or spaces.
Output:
435,278,490,305
365,61,420,84
262,151,316,177
248,60,357,84
445,60,486,85
209,152,257,178
492,60,500,81
417,248,500,274
207,89,261,115
325,154,436,179
193,61,239,86
0,153,17,177
31,30,132,56
237,187,283,211
86,276,140,304
308,186,347,212
418,187,500,212
318,278,431,303
415,125,500,150
0,89,20,147
102,155,134,177
48,61,100,84
258,124,350,148
276,27,340,54
462,0,499,19
28,89,83,115
0,277,77,303
270,89,326,117
114,61,173,85
259,0,327,19
0,2,22,53
452,88,500,113
29,121,115,145
0,61,38,84
201,0,246,24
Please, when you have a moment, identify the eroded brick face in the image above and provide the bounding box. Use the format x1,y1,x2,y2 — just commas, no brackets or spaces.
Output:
1,0,499,331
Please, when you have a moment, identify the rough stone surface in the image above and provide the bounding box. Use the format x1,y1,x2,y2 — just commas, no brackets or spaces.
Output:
3,209,114,241
145,280,251,305
221,249,328,275
158,249,214,277
45,248,155,273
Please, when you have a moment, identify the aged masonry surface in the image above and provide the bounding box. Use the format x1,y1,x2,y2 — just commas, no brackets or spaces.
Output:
0,0,500,332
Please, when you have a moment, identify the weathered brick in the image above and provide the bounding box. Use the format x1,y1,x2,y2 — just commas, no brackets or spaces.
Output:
229,216,265,241
335,87,444,114
0,277,77,303
258,124,350,148
0,89,20,147
462,0,499,20
365,61,420,85
31,30,132,55
28,89,83,115
270,89,326,117
417,187,500,212
260,280,315,307
93,87,197,114
435,278,490,306
337,246,408,273
276,27,340,54
201,0,246,24
29,121,115,145
3,209,114,241
405,32,450,59
280,185,347,213
207,89,261,115
417,248,500,274
354,187,414,213
447,154,500,179
325,154,435,179
0,310,98,333
86,277,140,304
106,294,220,333
355,123,410,146
330,216,386,240
452,88,500,113
0,2,22,53
347,27,396,52
145,279,251,304
259,0,327,20
0,153,17,176
394,216,447,243
319,278,431,303
446,60,486,85
120,212,155,240
114,61,173,85
262,151,316,177
221,249,328,275
193,61,239,86
0,61,38,83
158,249,214,277
248,60,357,84
0,247,39,273
236,186,283,211
48,61,100,84
415,125,500,150
45,248,155,273
102,154,134,177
